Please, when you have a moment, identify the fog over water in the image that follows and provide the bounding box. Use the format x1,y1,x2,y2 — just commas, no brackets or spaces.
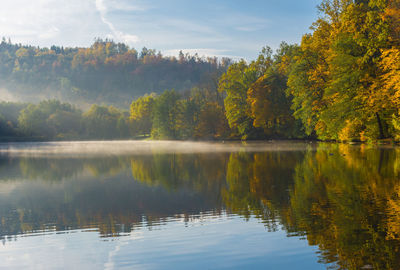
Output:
0,140,318,157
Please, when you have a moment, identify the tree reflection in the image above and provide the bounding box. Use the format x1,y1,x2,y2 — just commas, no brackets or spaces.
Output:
222,151,303,230
285,145,400,269
1,144,400,269
130,153,229,194
217,145,400,269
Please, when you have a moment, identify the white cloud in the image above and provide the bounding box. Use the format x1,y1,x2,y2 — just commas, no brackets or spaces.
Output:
0,0,276,60
38,26,60,39
0,0,104,46
95,0,140,45
0,0,141,47
122,34,140,44
95,0,107,13
163,48,242,60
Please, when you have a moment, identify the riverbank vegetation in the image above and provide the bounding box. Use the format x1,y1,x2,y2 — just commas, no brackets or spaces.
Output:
1,0,400,142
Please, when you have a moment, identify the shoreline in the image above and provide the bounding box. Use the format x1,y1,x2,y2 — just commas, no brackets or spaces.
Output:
0,137,398,146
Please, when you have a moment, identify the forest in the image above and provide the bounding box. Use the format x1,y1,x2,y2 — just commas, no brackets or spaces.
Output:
1,0,400,142
0,37,230,107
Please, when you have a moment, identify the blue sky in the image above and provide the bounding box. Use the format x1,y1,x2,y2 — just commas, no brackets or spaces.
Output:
0,0,321,60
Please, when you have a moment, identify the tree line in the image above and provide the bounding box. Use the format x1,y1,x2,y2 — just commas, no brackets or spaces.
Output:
218,0,400,142
0,37,230,107
132,0,400,143
1,0,400,142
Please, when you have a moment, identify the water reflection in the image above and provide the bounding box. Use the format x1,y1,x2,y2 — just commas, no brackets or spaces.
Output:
0,142,400,269
0,156,222,239
285,145,400,269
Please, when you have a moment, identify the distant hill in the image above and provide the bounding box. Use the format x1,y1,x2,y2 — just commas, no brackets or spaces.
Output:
0,38,231,108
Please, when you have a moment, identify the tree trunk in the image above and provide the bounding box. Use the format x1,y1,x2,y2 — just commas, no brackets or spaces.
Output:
376,112,384,139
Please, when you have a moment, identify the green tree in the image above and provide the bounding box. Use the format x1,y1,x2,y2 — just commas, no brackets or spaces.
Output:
18,100,82,138
83,104,123,139
151,90,180,139
218,60,259,139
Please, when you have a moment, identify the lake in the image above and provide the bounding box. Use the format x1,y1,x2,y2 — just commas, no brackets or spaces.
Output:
0,141,399,269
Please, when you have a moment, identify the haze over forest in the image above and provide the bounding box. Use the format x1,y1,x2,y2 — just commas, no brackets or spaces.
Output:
0,39,230,107
0,0,400,142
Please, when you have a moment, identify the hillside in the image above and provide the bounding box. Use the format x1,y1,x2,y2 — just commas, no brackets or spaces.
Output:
0,38,230,108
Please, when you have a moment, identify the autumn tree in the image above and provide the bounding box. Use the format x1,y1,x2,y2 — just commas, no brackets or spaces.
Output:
130,94,156,136
218,48,273,139
248,43,303,138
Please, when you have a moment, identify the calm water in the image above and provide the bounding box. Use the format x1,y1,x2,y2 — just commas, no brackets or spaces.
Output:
0,141,399,269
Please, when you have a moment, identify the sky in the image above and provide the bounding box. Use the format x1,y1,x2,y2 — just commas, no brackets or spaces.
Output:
0,0,321,60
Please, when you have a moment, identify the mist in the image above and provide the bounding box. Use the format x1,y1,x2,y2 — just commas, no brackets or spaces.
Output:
0,88,21,103
0,140,317,158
